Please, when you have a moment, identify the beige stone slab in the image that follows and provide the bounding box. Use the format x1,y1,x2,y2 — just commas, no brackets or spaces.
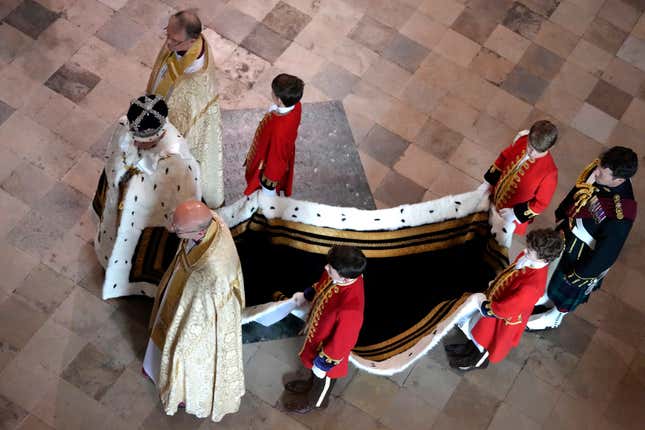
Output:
393,144,444,188
418,0,464,26
400,11,447,50
447,138,497,181
485,90,532,130
484,25,531,64
433,29,481,68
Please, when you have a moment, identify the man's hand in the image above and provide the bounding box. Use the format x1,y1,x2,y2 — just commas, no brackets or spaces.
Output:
292,292,307,307
476,181,492,193
499,208,518,224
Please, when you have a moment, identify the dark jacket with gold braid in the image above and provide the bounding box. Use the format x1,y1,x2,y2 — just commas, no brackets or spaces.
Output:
548,161,637,312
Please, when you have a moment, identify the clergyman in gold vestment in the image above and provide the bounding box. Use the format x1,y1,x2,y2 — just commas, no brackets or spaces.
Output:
143,200,245,421
146,10,224,208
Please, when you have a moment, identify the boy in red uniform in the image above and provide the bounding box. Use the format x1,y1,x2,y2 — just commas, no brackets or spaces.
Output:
446,228,563,370
284,246,366,413
244,73,304,196
482,120,559,247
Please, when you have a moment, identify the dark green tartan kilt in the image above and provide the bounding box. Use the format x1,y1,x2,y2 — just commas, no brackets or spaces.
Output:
547,259,602,312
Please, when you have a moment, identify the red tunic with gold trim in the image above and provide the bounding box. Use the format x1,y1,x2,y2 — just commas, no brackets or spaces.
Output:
484,132,558,235
299,270,364,379
243,103,302,196
471,253,547,363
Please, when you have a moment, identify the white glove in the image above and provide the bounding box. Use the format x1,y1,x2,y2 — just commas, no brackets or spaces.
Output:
260,184,277,196
292,292,306,307
476,181,492,193
312,365,327,379
499,208,518,224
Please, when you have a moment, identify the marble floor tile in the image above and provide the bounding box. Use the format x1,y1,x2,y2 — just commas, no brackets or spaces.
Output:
378,98,428,141
584,17,629,56
433,29,481,68
96,12,147,52
487,401,541,430
274,42,325,80
451,8,498,45
15,414,55,430
262,1,311,41
467,112,516,155
622,97,645,134
44,62,101,104
550,1,596,36
14,264,74,315
52,287,115,339
3,0,60,39
432,94,480,137
602,57,645,99
120,0,173,30
535,81,584,123
448,138,497,180
205,392,308,430
373,170,426,206
0,100,14,129
418,0,464,27
599,0,640,32
100,367,157,427
208,5,258,45
0,394,29,430
393,144,444,188
341,371,401,418
0,65,42,110
378,387,440,430
441,379,500,430
32,183,89,231
484,24,531,64
61,342,126,401
311,62,359,100
6,210,67,259
414,118,463,160
450,71,500,111
65,0,114,35
485,89,532,129
505,367,560,424
0,188,29,239
359,124,409,167
241,23,291,64
534,20,578,58
0,294,48,355
469,48,514,86
347,15,396,54
570,39,614,78
365,0,415,29
0,22,34,64
501,66,549,104
399,11,447,50
32,375,126,430
399,75,446,114
463,357,522,401
520,0,561,18
44,232,98,283
518,43,565,81
286,396,390,430
0,360,59,412
618,35,645,73
244,348,295,406
571,102,618,143
0,241,38,296
502,2,544,40
586,79,634,119
16,318,87,375
381,32,429,73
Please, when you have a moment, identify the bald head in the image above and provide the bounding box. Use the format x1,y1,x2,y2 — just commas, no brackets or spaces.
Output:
172,10,202,39
172,200,212,239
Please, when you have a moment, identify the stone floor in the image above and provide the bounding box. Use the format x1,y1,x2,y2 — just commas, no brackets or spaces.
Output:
1,0,645,429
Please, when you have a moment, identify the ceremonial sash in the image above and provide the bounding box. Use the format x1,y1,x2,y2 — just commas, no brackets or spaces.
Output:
147,36,204,98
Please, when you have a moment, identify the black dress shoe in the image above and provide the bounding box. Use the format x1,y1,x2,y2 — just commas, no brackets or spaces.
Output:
284,378,314,394
455,349,490,371
444,341,476,356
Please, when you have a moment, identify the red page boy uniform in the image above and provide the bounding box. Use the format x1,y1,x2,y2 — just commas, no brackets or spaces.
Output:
484,122,558,246
284,247,366,414
471,252,549,364
244,73,304,196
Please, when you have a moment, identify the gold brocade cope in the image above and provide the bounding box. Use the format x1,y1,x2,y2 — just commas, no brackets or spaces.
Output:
149,219,220,346
146,36,204,98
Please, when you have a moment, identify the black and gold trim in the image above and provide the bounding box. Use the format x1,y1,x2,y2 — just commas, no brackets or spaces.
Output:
484,164,501,186
235,210,509,362
260,173,278,190
92,169,108,219
513,201,538,223
130,227,181,284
